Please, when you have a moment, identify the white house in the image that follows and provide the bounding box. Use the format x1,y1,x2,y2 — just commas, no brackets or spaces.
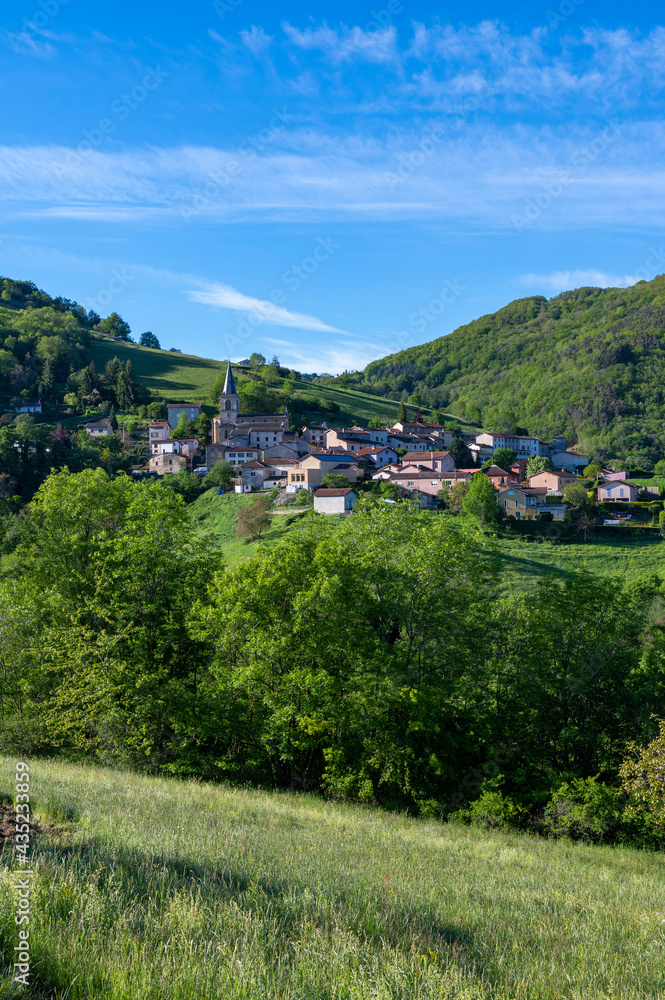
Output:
313,488,358,515
597,481,639,502
82,417,114,437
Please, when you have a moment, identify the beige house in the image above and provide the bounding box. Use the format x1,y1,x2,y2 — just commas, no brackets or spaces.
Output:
287,454,363,493
528,469,578,492
597,481,639,501
149,421,170,443
497,486,549,519
401,451,455,473
82,417,114,437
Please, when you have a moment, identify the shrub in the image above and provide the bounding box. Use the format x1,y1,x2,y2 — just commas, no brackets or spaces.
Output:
457,778,526,831
543,776,623,842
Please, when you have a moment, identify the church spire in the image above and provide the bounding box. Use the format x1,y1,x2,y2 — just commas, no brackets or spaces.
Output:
222,360,237,396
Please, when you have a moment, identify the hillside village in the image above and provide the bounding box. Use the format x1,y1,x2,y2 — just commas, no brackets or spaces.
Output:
79,361,662,523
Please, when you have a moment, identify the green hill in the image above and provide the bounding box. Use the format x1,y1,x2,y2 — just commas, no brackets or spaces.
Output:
88,336,477,430
1,757,662,1000
341,275,665,465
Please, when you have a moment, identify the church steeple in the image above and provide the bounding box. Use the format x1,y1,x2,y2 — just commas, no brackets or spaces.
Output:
219,361,240,425
222,360,237,396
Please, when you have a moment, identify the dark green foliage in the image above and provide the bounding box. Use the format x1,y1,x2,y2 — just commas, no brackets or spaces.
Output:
139,331,160,349
348,276,665,465
203,462,236,492
98,312,132,341
448,436,474,468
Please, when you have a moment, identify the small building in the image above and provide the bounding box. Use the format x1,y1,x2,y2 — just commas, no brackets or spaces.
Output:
597,481,639,502
527,469,578,492
497,486,549,518
166,402,203,429
149,453,188,475
81,417,114,437
401,450,455,473
14,400,42,414
302,424,328,449
551,450,589,474
149,421,171,443
483,465,520,488
356,446,398,468
313,488,358,515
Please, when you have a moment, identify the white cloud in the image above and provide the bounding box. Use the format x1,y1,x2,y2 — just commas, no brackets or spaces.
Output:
261,336,383,373
282,22,398,65
3,116,665,231
519,270,642,292
185,281,347,333
240,25,273,58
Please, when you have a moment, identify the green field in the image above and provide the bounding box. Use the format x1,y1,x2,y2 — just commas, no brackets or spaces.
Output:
88,337,476,430
1,758,664,999
494,534,665,594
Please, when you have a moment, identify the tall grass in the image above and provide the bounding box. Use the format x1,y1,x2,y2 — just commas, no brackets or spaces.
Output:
0,759,663,999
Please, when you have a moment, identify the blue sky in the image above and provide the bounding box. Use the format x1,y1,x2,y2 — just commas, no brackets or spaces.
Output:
1,1,664,373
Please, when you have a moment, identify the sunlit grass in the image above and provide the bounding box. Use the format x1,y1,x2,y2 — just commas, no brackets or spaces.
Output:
0,759,663,999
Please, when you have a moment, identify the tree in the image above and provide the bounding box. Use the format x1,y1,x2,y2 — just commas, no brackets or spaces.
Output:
583,463,602,478
115,361,138,412
39,357,55,402
98,313,132,341
322,473,351,489
261,364,279,384
620,718,665,827
249,352,266,369
160,471,203,504
235,496,271,541
139,331,160,350
398,401,407,423
562,482,589,508
171,412,191,440
462,473,499,527
655,459,665,476
448,437,474,469
202,462,236,492
270,355,280,367
526,455,554,478
491,447,517,470
443,480,468,513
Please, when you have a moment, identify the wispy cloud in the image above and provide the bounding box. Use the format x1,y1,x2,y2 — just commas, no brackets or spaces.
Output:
262,336,384,373
185,281,347,333
282,22,399,66
519,269,642,292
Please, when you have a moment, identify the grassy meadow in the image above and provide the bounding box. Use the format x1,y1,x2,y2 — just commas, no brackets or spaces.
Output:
1,758,664,1000
494,534,665,595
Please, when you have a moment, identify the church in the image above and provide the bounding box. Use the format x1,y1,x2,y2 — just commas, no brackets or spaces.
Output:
206,362,302,467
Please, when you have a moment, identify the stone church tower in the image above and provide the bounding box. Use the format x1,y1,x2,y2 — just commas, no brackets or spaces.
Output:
219,361,239,424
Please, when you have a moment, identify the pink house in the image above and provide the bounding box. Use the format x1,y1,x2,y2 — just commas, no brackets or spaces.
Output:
597,481,638,501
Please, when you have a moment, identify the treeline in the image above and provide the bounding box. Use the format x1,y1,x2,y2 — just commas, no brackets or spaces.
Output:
334,276,665,467
2,468,665,846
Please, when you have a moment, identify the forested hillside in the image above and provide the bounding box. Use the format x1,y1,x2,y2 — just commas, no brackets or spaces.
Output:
344,276,665,465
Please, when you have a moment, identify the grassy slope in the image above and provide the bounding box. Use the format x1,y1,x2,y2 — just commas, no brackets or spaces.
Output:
188,490,310,567
88,337,477,430
1,758,663,1000
189,490,665,584
495,535,665,596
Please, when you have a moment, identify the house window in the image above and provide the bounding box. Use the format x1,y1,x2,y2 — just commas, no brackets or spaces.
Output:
619,489,625,497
